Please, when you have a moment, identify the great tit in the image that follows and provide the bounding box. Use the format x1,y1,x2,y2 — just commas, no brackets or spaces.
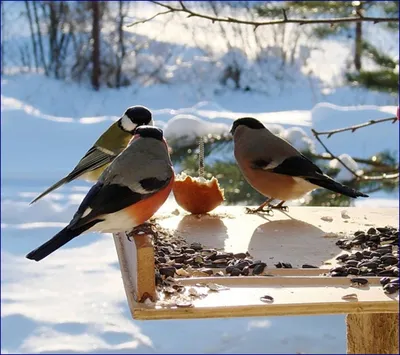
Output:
31,105,153,204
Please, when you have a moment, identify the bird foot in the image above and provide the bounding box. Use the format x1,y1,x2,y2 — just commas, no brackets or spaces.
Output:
269,204,289,212
126,222,157,242
125,232,133,242
245,206,274,215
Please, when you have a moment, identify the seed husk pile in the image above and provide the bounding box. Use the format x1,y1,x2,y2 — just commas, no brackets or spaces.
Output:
149,223,273,288
133,222,305,295
331,226,398,279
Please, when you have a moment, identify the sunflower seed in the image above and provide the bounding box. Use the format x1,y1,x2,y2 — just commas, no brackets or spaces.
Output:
260,295,274,303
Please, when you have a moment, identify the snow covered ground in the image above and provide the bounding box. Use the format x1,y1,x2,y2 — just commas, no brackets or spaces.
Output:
1,2,399,353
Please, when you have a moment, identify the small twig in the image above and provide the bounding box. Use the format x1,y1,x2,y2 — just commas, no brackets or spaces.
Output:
312,153,394,169
311,129,361,180
361,172,399,181
127,9,173,27
314,117,397,138
127,1,399,28
198,136,205,178
311,116,398,181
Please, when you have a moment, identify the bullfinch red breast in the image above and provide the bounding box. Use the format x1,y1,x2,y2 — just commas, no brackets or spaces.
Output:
230,117,368,213
26,126,174,262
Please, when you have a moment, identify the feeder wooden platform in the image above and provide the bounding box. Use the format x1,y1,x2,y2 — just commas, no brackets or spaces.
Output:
113,206,399,354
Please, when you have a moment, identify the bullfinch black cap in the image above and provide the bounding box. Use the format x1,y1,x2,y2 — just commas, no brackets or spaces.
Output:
230,117,265,134
135,126,163,141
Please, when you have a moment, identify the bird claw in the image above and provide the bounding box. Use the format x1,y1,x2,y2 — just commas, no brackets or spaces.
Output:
270,205,289,212
245,206,274,215
125,232,134,242
130,222,156,238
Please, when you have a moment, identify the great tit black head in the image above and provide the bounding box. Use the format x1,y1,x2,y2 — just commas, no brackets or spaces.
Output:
119,105,153,133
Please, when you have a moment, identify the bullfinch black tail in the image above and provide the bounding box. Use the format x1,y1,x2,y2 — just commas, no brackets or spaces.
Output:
26,220,99,261
307,176,369,198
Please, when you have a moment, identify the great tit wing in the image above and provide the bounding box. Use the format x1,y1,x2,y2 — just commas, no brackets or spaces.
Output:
66,145,116,181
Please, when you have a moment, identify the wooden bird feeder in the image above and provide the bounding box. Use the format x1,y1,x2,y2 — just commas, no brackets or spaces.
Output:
113,206,399,354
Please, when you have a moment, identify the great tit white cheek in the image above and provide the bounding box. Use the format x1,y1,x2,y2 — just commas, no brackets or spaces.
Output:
120,114,137,133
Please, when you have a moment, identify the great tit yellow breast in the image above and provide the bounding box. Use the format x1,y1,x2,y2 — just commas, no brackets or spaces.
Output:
80,166,110,182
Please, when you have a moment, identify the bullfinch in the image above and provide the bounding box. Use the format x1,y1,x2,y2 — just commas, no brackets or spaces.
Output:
26,126,174,262
230,117,368,213
30,105,153,204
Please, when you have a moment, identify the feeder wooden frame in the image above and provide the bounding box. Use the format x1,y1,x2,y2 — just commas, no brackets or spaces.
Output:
113,206,399,354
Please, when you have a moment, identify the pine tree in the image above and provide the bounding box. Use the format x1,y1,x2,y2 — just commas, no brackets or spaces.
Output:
256,1,399,93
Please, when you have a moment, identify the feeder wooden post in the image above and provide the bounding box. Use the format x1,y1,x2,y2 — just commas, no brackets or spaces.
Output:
346,312,399,354
113,231,157,310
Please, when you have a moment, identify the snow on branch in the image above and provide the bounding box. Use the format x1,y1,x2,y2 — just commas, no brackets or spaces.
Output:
128,1,400,28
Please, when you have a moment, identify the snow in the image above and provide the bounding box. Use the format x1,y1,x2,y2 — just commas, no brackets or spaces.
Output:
1,2,399,353
163,114,229,145
2,72,398,354
329,154,364,182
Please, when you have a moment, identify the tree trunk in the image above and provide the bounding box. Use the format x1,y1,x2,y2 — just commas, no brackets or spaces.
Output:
91,1,101,91
32,1,48,75
1,0,5,74
116,0,126,88
354,3,363,71
25,1,39,72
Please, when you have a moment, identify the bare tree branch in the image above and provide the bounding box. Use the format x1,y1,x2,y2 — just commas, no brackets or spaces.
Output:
313,116,397,138
127,1,399,28
128,9,173,27
311,116,399,182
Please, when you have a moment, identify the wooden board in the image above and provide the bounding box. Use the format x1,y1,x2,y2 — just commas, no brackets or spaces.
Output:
113,206,399,320
133,275,399,320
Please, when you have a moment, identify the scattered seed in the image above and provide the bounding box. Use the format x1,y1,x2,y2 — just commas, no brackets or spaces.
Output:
347,267,360,275
350,278,369,286
242,266,250,276
176,300,193,308
207,283,229,292
176,268,190,277
380,277,391,286
302,264,318,268
191,270,210,277
159,267,176,278
190,242,203,251
346,260,359,267
253,262,267,275
260,295,274,303
188,287,199,297
342,293,358,300
383,283,399,295
234,252,247,259
163,286,176,294
230,268,241,276
336,254,349,262
341,210,350,219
